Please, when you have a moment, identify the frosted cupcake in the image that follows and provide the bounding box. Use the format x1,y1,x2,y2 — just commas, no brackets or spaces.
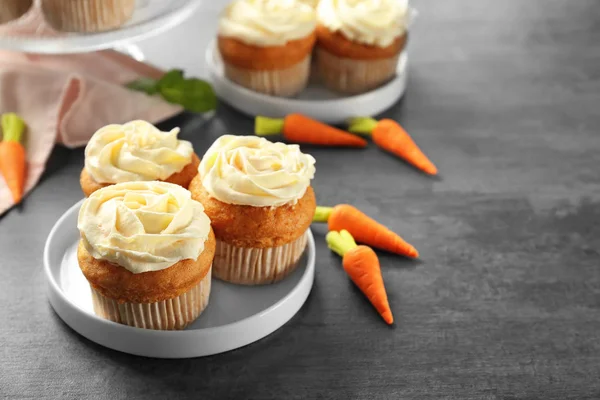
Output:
77,181,215,330
189,135,316,285
41,0,136,32
315,0,410,94
80,120,200,197
0,0,33,24
217,0,317,97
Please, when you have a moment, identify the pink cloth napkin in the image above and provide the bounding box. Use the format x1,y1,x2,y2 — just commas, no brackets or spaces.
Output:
0,6,183,216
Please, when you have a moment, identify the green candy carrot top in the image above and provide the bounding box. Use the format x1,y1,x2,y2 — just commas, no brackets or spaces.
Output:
326,229,359,257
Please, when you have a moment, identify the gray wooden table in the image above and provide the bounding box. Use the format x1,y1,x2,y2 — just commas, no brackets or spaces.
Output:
1,0,599,398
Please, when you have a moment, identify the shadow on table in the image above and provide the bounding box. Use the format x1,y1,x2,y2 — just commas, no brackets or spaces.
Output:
42,145,75,182
47,277,358,398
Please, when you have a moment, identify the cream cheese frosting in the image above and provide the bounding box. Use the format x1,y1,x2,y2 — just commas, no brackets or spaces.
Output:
84,120,193,184
199,135,316,207
299,0,320,7
317,0,410,47
77,181,211,274
218,0,317,46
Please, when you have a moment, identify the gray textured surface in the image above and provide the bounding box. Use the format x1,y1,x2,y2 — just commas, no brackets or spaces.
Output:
1,0,600,398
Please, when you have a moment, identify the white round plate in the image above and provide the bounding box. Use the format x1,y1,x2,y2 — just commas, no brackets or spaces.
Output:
206,41,408,125
0,0,203,54
44,200,315,358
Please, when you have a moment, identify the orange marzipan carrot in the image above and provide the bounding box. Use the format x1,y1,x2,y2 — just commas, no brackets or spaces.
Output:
314,204,419,258
255,113,367,148
349,117,438,175
0,113,27,204
327,230,394,325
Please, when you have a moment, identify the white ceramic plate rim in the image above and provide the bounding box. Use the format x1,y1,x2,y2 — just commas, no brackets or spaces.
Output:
44,199,316,340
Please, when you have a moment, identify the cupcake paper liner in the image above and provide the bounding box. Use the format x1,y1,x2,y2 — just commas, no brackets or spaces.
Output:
0,0,33,24
315,47,400,95
223,56,311,97
213,232,308,285
42,0,136,33
90,268,212,330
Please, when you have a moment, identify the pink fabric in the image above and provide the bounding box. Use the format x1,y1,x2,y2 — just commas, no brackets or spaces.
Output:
0,7,182,216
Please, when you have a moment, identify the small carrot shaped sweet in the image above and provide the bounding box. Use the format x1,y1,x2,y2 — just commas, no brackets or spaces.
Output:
348,117,438,175
327,230,394,325
255,113,367,148
0,113,27,204
314,204,418,258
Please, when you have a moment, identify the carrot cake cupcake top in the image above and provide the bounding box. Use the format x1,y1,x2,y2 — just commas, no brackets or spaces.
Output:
198,135,316,207
317,0,410,47
84,120,194,184
218,0,316,46
77,181,211,273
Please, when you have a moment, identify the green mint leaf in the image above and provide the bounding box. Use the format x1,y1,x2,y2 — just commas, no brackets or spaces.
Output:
157,69,185,89
127,69,217,113
180,78,217,112
125,77,159,95
159,76,217,113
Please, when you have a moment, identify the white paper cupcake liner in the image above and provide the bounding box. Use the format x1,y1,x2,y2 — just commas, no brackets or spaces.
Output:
42,0,136,33
213,232,308,285
223,55,311,97
90,268,212,330
315,47,400,95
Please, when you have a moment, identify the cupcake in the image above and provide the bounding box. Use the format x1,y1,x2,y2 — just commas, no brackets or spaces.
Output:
77,181,215,330
315,0,410,94
189,135,316,285
0,0,33,24
41,0,135,33
217,0,317,97
80,120,200,197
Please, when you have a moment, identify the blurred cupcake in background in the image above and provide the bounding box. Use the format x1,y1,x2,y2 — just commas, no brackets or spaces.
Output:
0,0,33,24
41,0,136,32
217,0,317,97
315,0,410,94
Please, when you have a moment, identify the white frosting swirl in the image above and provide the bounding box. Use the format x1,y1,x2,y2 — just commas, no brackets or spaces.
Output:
84,120,193,184
77,181,211,274
218,0,317,46
199,135,316,207
317,0,409,47
299,0,320,7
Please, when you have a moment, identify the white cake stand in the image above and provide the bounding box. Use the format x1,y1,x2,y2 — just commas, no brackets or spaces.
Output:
0,0,216,126
44,200,316,358
0,0,205,54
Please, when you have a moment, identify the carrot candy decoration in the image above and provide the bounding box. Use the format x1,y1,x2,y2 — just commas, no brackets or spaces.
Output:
255,113,367,148
348,117,438,175
314,204,418,258
0,113,27,204
327,230,394,325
